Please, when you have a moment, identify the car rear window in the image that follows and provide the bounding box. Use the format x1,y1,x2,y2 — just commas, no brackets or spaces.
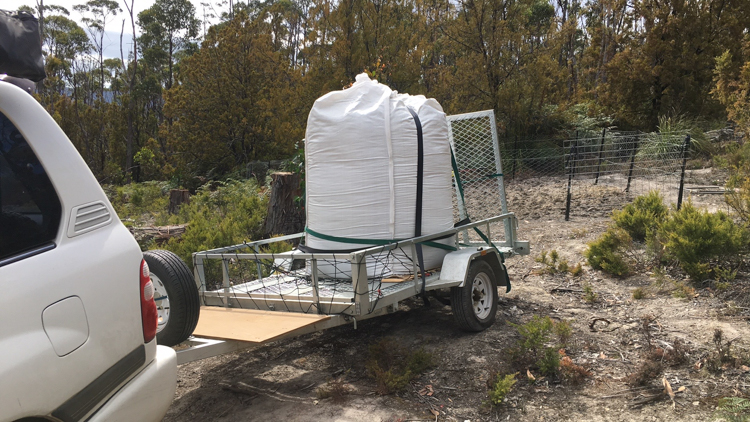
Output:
0,111,62,263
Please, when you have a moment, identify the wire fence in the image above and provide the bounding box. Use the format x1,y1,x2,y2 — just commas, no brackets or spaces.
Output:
250,126,693,224
496,130,692,220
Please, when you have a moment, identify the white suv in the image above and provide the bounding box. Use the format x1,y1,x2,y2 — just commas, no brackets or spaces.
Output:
0,78,178,421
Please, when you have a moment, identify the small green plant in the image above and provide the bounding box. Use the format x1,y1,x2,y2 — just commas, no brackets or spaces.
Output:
716,267,739,283
584,227,632,276
612,191,668,242
509,316,568,375
715,281,731,291
583,284,598,304
365,338,435,395
557,259,570,273
656,201,748,280
535,250,556,274
536,250,577,275
554,320,573,345
538,347,561,374
649,267,677,294
488,373,517,406
632,287,646,300
672,280,696,299
714,397,750,422
570,263,583,276
316,374,350,403
570,228,588,239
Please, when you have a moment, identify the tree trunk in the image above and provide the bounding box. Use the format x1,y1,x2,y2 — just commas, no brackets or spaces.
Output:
168,189,191,214
264,172,304,237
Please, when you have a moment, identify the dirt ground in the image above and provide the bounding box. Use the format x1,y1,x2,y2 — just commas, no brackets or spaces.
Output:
164,168,750,422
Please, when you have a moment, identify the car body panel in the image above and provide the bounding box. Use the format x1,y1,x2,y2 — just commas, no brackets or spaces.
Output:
0,80,176,422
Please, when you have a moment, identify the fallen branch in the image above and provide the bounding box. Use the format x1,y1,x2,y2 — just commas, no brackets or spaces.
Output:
220,381,310,403
551,288,584,294
220,383,259,398
630,392,665,408
129,224,188,244
597,386,654,399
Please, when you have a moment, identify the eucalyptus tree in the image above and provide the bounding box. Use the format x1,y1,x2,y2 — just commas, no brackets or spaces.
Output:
74,0,121,99
137,0,200,90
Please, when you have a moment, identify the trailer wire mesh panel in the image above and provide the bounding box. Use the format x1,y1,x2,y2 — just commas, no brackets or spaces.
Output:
447,110,511,246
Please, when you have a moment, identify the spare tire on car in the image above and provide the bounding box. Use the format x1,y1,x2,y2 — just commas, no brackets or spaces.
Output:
143,250,200,347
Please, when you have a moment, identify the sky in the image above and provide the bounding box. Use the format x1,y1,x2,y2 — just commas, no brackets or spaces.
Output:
5,0,218,58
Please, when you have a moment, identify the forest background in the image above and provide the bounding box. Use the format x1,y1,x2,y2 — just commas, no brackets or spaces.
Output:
17,0,750,186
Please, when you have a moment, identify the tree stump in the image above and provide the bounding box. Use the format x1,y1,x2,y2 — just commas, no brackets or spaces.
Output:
168,189,190,214
264,172,304,237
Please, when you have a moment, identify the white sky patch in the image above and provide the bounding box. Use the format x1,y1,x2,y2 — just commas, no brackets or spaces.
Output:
4,0,219,58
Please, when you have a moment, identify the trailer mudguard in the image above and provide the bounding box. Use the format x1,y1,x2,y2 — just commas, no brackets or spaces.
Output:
438,247,510,292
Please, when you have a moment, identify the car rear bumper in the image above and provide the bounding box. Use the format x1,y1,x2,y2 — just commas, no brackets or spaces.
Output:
88,345,177,422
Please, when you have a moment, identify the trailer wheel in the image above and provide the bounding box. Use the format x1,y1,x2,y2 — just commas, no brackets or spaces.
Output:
143,250,200,347
450,260,498,332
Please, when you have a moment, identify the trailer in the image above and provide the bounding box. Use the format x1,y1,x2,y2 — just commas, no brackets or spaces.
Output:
166,110,530,364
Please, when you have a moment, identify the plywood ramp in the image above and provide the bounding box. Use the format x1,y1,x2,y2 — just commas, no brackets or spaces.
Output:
192,307,330,343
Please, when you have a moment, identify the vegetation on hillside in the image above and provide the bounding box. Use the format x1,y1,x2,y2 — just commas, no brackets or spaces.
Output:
19,0,750,184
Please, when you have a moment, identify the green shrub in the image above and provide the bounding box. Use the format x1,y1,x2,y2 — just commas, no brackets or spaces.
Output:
536,250,579,275
584,227,632,276
164,179,269,267
632,287,646,300
510,316,567,375
514,315,554,353
538,347,561,374
488,373,517,406
554,320,573,344
656,202,748,280
726,169,750,224
366,338,435,395
671,280,696,299
714,397,750,422
316,373,351,402
639,115,713,161
583,283,598,303
108,181,172,225
612,191,668,242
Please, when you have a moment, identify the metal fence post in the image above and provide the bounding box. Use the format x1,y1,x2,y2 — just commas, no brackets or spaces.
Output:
594,128,606,185
677,134,691,210
625,136,639,193
511,135,519,179
565,134,578,221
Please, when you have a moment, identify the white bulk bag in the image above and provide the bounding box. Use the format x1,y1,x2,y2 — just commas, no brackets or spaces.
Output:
305,73,455,278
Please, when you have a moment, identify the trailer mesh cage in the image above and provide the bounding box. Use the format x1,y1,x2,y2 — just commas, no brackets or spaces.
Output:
192,110,518,317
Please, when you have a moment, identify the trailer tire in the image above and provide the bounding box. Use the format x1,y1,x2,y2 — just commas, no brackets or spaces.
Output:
450,260,498,332
144,250,200,347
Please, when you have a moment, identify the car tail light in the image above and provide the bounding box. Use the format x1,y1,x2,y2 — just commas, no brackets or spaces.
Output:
140,259,158,343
